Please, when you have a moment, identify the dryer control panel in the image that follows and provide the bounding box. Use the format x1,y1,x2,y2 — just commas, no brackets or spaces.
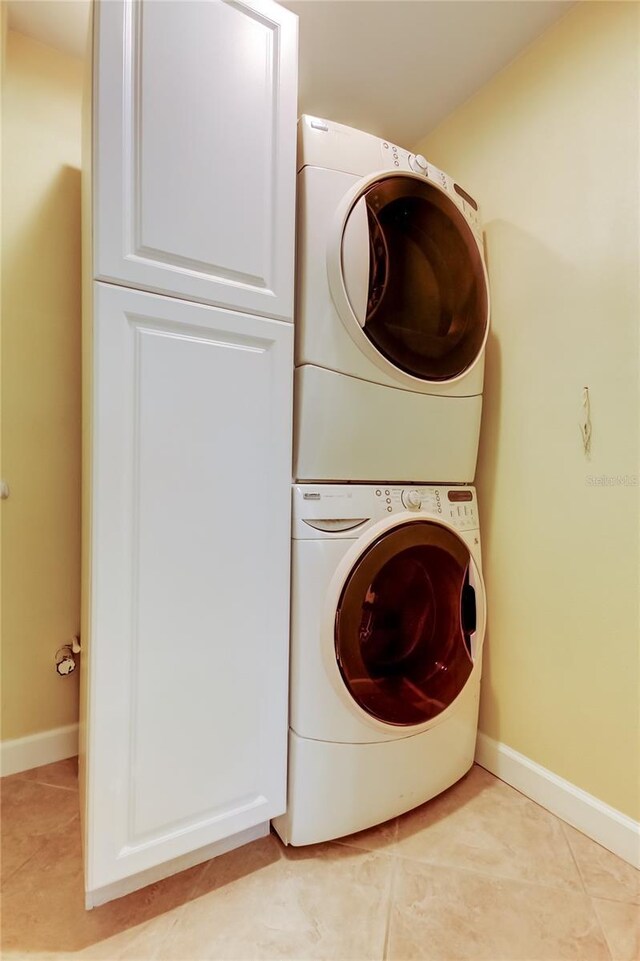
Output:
379,141,482,238
293,484,479,538
297,115,482,239
380,139,445,184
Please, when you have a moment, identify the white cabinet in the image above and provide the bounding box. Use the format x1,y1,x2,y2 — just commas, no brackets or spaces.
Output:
94,0,297,320
84,283,293,898
82,0,297,906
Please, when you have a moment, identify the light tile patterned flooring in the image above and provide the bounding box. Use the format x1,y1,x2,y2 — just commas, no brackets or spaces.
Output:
1,759,638,960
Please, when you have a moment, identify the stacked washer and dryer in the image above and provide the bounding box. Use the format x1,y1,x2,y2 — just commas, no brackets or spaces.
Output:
273,116,490,846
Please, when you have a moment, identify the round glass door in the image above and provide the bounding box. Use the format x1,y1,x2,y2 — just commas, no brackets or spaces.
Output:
335,521,476,726
341,176,488,382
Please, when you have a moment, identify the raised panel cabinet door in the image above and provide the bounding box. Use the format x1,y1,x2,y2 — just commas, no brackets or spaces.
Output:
84,282,293,893
93,0,297,320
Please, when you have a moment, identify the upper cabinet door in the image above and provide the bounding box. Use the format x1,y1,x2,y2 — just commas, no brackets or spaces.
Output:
93,0,298,320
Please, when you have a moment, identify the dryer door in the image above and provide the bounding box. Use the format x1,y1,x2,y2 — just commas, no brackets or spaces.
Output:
339,176,489,382
335,520,480,726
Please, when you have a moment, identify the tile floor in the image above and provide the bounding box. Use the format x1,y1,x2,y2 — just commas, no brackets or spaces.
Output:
1,759,638,960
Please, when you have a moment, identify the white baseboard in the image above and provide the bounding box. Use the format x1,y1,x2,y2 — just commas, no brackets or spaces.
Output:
1,722,79,776
475,732,640,870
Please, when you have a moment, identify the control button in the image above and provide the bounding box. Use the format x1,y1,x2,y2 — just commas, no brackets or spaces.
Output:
387,506,392,512
376,489,381,496
402,489,422,510
386,497,391,504
394,161,400,167
385,490,390,495
383,142,389,149
409,153,428,174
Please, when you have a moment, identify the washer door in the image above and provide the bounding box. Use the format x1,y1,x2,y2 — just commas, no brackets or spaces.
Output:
335,520,479,726
338,175,488,382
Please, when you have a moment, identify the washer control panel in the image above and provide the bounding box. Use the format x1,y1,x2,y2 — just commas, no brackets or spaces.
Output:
372,487,478,531
294,485,479,535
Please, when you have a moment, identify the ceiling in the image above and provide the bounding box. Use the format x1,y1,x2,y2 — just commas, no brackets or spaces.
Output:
8,0,574,145
7,0,90,59
282,0,574,145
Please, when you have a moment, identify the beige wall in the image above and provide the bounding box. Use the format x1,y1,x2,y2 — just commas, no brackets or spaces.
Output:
418,1,640,819
1,30,83,741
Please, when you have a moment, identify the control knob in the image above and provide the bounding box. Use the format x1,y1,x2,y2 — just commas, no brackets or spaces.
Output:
402,489,422,510
409,153,428,174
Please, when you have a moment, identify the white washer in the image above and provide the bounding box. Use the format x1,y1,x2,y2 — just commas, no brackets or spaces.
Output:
273,483,486,846
294,115,490,484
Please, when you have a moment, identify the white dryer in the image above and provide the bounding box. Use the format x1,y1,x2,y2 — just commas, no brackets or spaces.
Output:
294,116,490,484
272,484,486,846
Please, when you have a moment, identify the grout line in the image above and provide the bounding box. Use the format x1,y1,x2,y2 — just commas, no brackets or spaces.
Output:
585,891,640,906
562,809,616,961
388,847,592,899
332,838,397,859
0,836,50,889
476,742,639,870
1,812,79,889
153,895,193,956
559,819,590,897
589,897,615,961
154,912,182,957
14,778,78,793
9,760,79,794
382,853,399,961
558,818,638,908
185,857,213,900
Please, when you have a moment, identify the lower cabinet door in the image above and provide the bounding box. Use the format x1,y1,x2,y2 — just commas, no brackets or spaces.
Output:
83,282,293,896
